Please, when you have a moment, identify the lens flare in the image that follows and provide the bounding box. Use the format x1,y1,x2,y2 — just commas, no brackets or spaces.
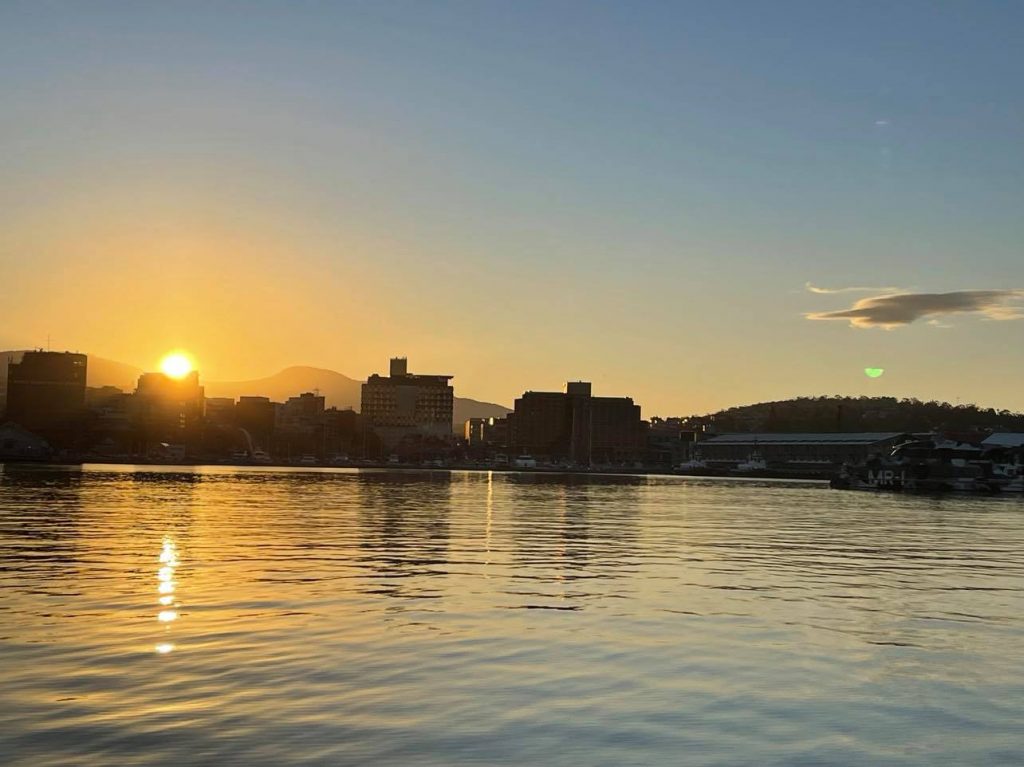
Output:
864,367,885,378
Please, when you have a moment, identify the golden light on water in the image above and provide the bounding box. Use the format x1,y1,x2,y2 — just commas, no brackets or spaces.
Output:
159,352,195,379
155,537,180,653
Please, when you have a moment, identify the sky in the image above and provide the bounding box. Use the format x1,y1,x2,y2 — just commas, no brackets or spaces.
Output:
2,1,1022,414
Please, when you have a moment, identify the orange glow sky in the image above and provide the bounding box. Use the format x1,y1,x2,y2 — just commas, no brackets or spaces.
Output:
3,4,1023,414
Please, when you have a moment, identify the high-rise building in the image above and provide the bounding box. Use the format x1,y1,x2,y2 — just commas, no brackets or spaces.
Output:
361,357,454,448
510,381,644,465
131,371,205,448
235,396,278,452
4,351,87,444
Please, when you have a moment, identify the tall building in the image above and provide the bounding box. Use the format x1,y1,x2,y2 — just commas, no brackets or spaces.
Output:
235,396,278,452
361,357,454,448
275,392,327,458
131,371,205,448
204,397,236,425
280,392,325,429
510,381,644,465
4,351,87,444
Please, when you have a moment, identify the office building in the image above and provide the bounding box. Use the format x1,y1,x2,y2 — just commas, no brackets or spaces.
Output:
4,351,87,441
131,370,205,447
361,357,454,448
510,381,644,465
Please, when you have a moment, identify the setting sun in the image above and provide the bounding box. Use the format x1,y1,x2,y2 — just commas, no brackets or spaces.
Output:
159,352,194,379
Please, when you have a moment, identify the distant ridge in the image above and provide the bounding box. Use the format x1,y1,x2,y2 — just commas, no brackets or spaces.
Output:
204,366,362,409
0,352,510,426
700,396,1024,434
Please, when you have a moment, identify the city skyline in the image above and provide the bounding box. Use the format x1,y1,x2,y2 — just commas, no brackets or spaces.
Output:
4,340,1023,418
3,2,1023,416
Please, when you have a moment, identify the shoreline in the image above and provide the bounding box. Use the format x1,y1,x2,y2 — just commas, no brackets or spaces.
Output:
0,457,833,482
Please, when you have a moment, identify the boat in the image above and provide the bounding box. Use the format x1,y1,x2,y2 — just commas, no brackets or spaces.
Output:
986,446,1024,492
513,454,537,469
831,438,1004,493
735,452,767,473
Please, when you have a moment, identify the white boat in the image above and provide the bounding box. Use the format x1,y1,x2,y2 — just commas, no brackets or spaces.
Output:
736,452,767,472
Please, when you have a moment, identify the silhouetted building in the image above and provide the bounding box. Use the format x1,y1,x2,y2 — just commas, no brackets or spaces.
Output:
4,351,87,445
697,432,910,471
131,371,205,451
646,417,702,467
204,397,236,424
510,381,644,465
280,392,325,429
235,396,278,452
323,407,361,457
275,392,327,458
86,385,127,410
361,357,454,448
464,416,508,449
84,386,132,455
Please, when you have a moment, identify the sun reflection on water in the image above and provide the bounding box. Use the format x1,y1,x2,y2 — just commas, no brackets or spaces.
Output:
155,537,180,654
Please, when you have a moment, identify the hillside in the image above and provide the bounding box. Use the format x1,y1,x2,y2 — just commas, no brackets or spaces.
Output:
698,396,1024,434
204,366,363,408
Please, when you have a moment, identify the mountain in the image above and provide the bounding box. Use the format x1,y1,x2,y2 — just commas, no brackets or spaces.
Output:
452,397,512,426
204,366,511,426
204,366,363,408
0,350,142,396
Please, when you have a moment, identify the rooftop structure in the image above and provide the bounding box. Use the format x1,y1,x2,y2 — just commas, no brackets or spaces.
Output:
697,432,912,469
981,433,1024,449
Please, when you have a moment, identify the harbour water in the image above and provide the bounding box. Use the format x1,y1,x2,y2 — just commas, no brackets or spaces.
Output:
1,465,1022,766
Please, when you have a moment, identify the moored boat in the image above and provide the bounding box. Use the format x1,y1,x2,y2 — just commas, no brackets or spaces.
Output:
832,438,1023,493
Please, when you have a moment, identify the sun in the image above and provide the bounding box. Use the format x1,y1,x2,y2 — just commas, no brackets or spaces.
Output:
160,352,195,380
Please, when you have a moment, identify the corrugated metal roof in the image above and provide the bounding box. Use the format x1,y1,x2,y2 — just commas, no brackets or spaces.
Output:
702,432,906,446
982,433,1024,448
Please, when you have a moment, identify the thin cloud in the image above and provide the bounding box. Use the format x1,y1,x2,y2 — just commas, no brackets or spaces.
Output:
804,282,901,295
806,290,1024,328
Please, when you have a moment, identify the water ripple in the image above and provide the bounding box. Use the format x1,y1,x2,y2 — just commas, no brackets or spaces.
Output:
1,465,1023,765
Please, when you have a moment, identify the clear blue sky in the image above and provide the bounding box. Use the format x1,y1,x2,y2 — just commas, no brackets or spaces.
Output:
2,1,1022,413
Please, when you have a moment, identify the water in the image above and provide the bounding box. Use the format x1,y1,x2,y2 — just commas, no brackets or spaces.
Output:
1,465,1022,766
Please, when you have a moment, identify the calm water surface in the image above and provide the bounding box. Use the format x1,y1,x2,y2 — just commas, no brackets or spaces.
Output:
1,465,1022,766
